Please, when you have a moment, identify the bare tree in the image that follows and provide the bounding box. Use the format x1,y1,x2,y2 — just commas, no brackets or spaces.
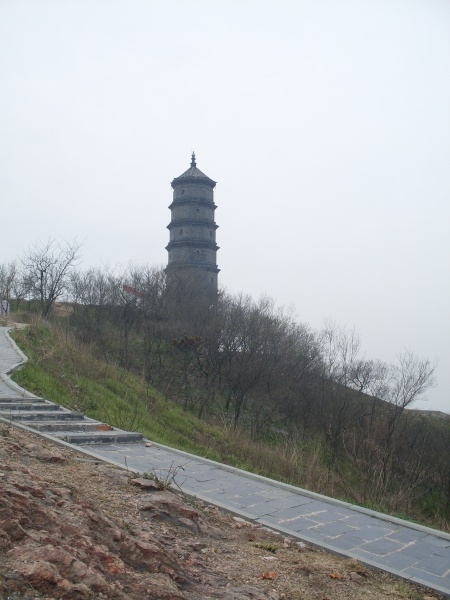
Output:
0,261,17,306
70,266,117,349
313,323,366,455
339,351,437,509
22,238,82,318
10,266,28,311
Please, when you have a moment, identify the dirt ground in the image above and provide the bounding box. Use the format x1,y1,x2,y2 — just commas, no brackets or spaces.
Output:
0,422,444,600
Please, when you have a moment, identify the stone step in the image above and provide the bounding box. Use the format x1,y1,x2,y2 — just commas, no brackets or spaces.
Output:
5,411,86,422
0,396,46,403
0,402,62,411
28,421,113,433
52,431,144,445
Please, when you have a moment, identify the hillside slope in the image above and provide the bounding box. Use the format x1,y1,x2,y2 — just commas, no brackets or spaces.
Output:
0,423,442,600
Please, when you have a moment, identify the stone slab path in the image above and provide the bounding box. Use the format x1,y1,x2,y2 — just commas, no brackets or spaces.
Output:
1,326,449,597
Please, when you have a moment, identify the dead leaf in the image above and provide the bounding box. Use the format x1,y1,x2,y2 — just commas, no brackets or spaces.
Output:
329,573,345,580
260,571,278,580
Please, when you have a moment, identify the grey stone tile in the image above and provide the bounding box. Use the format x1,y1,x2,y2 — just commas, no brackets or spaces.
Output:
386,528,427,544
215,485,251,496
405,567,450,588
318,521,358,537
401,541,444,561
181,477,216,488
253,488,297,500
203,488,241,500
181,478,217,489
258,505,313,520
412,555,450,577
152,461,186,470
343,514,380,528
185,477,219,487
234,486,261,495
245,503,281,518
261,495,314,511
358,538,404,556
358,525,397,541
288,518,322,532
232,494,272,513
375,552,419,571
186,473,216,487
300,529,328,542
311,510,351,524
256,513,285,525
433,546,450,559
327,533,364,551
302,500,334,512
260,513,318,532
215,497,248,508
213,477,244,487
237,493,266,505
421,535,450,548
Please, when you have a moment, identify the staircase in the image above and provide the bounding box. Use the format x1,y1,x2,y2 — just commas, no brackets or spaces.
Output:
0,394,143,445
0,325,144,445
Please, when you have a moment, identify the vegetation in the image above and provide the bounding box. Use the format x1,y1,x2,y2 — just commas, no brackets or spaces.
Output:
2,243,450,531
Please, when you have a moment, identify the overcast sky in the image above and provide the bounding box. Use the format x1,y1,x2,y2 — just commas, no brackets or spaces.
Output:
1,0,449,413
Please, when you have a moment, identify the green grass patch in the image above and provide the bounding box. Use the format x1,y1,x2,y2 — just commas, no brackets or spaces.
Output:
10,323,230,457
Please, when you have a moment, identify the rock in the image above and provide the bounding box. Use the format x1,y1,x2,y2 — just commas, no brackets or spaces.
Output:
96,464,131,485
26,446,66,463
68,558,88,582
350,571,367,584
130,477,161,491
138,492,225,538
22,560,61,585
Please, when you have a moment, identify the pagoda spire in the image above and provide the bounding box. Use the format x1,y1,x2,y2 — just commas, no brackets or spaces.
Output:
191,152,196,167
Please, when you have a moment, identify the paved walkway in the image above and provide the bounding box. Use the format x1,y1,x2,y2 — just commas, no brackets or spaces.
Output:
0,324,35,399
1,326,450,597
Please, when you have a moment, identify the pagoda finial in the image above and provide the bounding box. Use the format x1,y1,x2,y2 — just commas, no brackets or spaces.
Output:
191,152,196,167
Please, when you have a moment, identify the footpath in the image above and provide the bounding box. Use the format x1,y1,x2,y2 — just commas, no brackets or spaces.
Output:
1,325,449,597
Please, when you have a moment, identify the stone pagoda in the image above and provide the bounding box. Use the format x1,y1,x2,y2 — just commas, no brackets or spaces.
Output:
165,153,219,297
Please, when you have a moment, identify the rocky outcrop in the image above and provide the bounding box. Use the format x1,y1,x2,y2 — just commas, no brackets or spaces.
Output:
1,464,192,598
0,427,272,599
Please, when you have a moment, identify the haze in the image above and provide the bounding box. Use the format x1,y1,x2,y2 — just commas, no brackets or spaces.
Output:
1,1,449,413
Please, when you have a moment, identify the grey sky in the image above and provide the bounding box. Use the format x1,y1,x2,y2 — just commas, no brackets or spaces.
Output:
1,0,449,413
